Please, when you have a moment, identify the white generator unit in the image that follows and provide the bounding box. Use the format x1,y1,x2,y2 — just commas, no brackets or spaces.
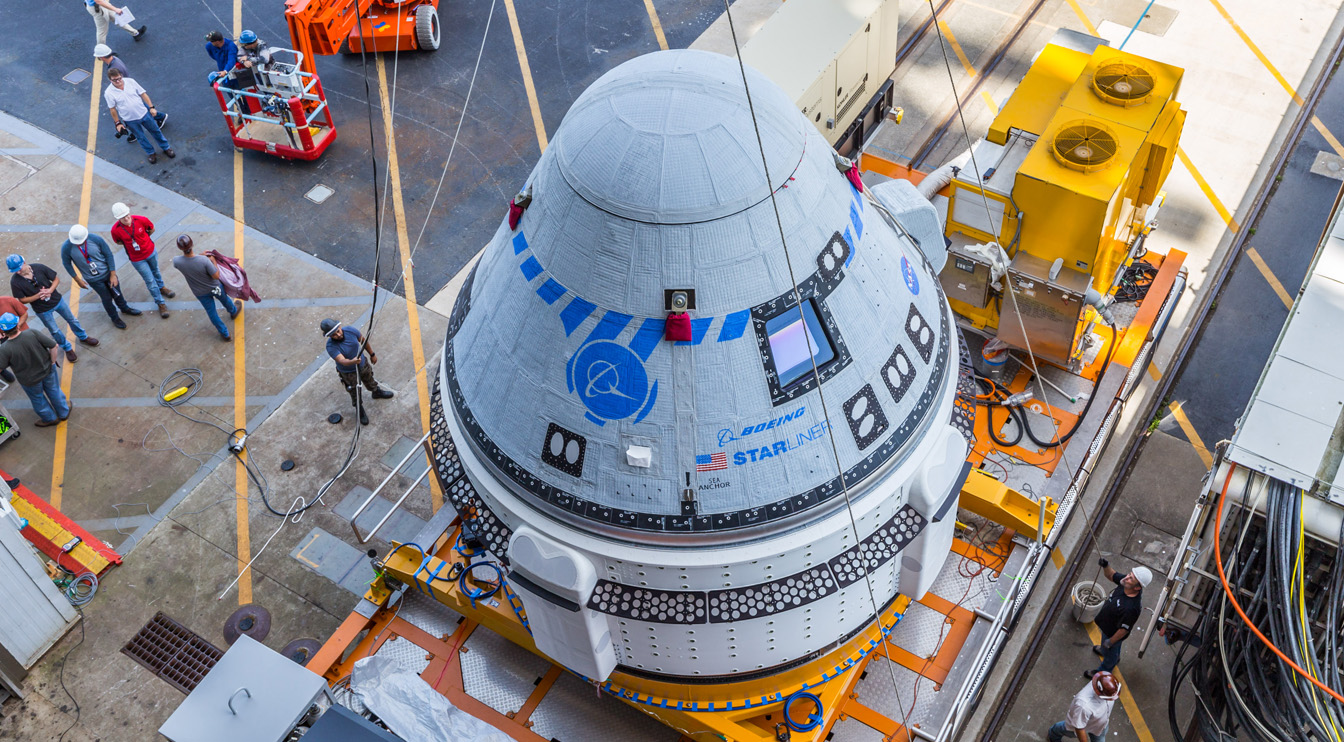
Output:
692,0,900,154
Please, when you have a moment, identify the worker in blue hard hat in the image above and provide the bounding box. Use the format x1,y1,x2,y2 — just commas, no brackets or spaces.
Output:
223,30,274,91
8,253,98,359
0,313,71,427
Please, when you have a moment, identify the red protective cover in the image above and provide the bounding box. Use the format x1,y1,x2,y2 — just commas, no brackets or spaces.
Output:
664,312,692,341
508,201,526,230
846,163,864,192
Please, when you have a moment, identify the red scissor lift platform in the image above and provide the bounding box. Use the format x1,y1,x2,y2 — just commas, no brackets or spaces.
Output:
212,48,336,160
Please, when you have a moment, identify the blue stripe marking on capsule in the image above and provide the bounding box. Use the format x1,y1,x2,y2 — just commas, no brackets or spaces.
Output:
559,296,597,336
628,317,665,362
675,317,713,346
519,256,543,281
717,310,750,342
536,278,566,304
584,311,632,344
513,232,529,254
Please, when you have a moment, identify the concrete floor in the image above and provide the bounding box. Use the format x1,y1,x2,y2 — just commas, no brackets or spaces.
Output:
0,112,448,741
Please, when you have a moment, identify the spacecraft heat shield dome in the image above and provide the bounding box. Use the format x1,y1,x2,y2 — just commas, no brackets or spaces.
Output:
432,50,970,681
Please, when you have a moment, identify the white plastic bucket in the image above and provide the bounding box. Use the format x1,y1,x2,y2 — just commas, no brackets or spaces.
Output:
1071,580,1106,624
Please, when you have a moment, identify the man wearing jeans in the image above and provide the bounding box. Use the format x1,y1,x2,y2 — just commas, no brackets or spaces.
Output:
171,235,239,341
1047,672,1119,742
61,225,141,329
9,254,99,357
1085,559,1151,679
105,69,174,164
0,314,70,428
109,202,175,318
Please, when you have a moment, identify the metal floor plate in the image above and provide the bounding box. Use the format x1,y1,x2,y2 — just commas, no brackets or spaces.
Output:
852,655,923,726
929,551,1000,614
888,602,947,658
461,627,552,716
374,636,430,676
529,673,679,742
829,714,888,742
398,588,462,639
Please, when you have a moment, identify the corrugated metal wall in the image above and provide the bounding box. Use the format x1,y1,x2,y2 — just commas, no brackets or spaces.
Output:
0,515,78,669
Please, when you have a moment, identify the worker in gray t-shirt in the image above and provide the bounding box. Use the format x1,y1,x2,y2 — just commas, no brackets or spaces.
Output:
171,235,240,341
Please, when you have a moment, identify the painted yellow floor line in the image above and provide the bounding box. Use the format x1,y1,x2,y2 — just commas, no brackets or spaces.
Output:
232,0,252,606
643,0,669,51
938,21,977,79
377,56,443,514
1311,116,1344,158
1206,0,1344,157
51,62,105,510
1147,363,1162,381
503,0,547,153
1177,148,1238,232
1245,247,1294,308
1168,401,1214,469
1084,623,1158,742
980,91,998,114
1063,0,1100,36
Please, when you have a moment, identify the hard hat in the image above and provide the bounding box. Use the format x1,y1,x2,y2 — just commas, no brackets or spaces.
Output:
319,318,340,336
93,43,112,58
0,314,19,332
5,255,24,273
112,202,130,219
1091,671,1120,700
1131,566,1153,588
208,71,222,84
68,225,88,244
239,30,258,44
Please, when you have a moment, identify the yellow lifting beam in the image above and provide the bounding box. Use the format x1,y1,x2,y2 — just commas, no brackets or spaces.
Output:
958,468,1057,540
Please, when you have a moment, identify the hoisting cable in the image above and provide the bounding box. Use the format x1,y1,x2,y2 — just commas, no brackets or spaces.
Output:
720,2,916,735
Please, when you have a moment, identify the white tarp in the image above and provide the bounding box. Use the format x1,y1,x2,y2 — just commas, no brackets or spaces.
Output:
352,655,512,742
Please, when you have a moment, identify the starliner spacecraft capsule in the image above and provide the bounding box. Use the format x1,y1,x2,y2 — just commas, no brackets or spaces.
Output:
429,49,973,688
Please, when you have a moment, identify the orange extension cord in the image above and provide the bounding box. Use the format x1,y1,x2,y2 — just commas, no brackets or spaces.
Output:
1213,464,1344,704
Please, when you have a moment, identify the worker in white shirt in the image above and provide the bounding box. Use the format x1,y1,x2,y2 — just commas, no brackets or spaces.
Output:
1047,671,1120,742
104,68,174,164
84,0,143,46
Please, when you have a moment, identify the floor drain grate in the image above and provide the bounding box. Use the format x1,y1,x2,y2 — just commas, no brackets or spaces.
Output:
62,69,90,85
121,612,224,695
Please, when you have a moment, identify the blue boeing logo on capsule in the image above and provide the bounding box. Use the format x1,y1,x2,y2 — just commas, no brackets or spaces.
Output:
567,340,657,426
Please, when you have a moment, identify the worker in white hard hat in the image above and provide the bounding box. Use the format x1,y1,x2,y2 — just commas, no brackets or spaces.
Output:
1085,558,1153,679
93,43,129,78
60,224,142,329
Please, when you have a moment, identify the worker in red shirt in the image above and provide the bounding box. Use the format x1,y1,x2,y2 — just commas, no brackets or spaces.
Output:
109,202,175,318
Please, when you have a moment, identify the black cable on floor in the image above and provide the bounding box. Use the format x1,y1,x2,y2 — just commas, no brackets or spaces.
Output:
56,606,85,742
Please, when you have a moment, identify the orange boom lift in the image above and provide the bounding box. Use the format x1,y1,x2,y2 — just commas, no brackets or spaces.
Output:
284,0,442,77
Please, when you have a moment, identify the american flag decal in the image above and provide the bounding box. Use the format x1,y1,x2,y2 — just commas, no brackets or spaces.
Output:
696,453,728,472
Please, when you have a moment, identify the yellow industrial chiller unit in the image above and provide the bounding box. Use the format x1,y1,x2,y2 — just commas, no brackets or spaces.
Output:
934,40,1185,368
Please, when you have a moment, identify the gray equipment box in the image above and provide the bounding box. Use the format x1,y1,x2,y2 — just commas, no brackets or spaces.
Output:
939,245,994,308
997,252,1090,366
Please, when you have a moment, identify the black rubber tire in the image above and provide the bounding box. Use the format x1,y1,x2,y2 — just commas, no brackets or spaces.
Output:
415,4,441,51
9,429,18,440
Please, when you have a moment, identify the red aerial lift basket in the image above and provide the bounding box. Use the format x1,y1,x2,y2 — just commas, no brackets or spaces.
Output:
212,48,336,161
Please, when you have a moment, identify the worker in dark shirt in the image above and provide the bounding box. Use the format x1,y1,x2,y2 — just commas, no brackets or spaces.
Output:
320,318,394,426
0,314,70,427
1085,559,1152,679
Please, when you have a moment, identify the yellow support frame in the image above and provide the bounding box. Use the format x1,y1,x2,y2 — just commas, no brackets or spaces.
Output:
957,468,1057,540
